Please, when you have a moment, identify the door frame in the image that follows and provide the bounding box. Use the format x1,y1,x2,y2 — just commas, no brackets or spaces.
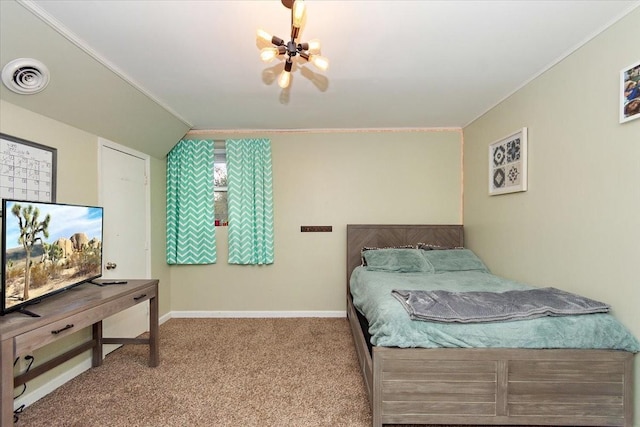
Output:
97,137,151,278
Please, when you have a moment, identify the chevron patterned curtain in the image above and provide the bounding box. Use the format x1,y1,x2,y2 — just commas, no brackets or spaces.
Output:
166,139,217,264
226,138,274,265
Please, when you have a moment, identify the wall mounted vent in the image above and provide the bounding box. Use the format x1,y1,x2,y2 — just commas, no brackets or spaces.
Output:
1,58,50,94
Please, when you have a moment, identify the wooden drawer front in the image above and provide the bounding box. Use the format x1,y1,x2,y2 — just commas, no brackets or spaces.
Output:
14,288,154,355
381,359,497,417
508,359,625,419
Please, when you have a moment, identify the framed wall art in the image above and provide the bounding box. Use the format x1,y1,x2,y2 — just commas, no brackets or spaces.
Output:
620,60,640,123
0,133,57,215
489,127,527,196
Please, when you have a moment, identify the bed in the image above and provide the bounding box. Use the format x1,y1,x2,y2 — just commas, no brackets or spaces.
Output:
346,224,637,427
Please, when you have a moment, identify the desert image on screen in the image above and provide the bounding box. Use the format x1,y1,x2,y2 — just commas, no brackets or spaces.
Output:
4,201,103,310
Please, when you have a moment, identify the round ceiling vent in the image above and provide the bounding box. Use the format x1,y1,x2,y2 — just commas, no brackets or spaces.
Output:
1,58,50,95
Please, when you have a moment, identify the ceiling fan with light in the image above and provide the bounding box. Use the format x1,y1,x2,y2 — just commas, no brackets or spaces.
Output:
257,0,329,89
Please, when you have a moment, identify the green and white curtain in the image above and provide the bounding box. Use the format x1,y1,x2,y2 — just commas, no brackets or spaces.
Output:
166,139,217,264
226,138,274,265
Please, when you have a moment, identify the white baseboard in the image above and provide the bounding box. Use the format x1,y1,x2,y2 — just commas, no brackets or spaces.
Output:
169,310,346,318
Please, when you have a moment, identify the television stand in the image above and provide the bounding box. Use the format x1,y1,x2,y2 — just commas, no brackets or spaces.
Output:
0,279,159,426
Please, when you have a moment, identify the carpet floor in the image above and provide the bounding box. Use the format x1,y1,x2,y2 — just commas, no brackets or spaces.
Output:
13,318,564,427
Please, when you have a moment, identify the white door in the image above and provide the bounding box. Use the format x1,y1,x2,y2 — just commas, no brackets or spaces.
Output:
98,138,150,355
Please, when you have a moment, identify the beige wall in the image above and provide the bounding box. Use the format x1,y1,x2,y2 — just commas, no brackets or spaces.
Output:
0,100,98,205
0,100,101,397
463,8,640,423
6,7,637,416
0,99,173,400
170,130,463,312
0,102,463,401
0,100,172,314
149,156,172,316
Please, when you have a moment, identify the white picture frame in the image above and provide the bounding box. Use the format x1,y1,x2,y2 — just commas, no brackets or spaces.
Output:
488,127,527,196
620,60,640,123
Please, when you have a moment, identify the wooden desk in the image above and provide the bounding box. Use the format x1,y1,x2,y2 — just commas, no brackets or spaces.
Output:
0,279,159,426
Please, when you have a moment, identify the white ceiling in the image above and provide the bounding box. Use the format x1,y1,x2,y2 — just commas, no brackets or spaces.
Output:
4,0,640,134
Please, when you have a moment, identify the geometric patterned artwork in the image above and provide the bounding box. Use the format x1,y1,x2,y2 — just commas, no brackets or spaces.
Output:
488,127,528,195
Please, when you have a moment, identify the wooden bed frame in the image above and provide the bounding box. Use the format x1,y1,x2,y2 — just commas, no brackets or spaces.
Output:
346,224,635,427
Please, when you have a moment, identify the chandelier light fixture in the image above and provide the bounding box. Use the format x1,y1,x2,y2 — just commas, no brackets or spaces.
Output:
257,0,329,89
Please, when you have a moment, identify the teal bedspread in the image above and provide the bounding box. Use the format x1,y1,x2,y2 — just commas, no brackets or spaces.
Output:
350,267,640,352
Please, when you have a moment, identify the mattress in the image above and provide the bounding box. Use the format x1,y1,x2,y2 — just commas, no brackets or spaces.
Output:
350,266,640,352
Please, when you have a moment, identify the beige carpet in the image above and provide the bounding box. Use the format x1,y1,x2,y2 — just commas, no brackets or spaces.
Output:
16,318,371,426
14,318,559,427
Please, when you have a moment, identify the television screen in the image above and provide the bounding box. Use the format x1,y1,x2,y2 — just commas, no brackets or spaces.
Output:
1,199,103,315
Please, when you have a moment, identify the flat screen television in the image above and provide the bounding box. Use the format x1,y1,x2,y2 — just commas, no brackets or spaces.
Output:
1,199,104,316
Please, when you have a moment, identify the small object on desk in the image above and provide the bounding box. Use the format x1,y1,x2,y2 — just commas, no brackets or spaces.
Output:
95,280,128,286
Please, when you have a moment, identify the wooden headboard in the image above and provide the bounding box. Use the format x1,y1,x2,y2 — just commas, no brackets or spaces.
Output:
346,224,464,294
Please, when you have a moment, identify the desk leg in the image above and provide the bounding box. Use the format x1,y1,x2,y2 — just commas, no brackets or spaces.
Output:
92,321,103,367
1,338,15,427
149,296,159,367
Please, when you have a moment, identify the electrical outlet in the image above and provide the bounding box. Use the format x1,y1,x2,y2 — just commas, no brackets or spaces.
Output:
300,225,332,232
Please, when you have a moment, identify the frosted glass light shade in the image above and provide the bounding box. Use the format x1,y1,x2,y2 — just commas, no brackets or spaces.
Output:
260,47,279,62
306,39,321,53
292,0,306,27
310,55,329,71
278,70,291,88
256,28,272,43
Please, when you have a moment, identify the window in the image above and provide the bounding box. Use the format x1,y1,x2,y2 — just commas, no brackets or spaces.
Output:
214,144,228,225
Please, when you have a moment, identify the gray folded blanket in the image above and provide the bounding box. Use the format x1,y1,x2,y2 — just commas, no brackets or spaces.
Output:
391,287,610,323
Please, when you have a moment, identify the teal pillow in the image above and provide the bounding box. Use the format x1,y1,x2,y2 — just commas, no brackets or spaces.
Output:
420,248,489,273
363,248,434,273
